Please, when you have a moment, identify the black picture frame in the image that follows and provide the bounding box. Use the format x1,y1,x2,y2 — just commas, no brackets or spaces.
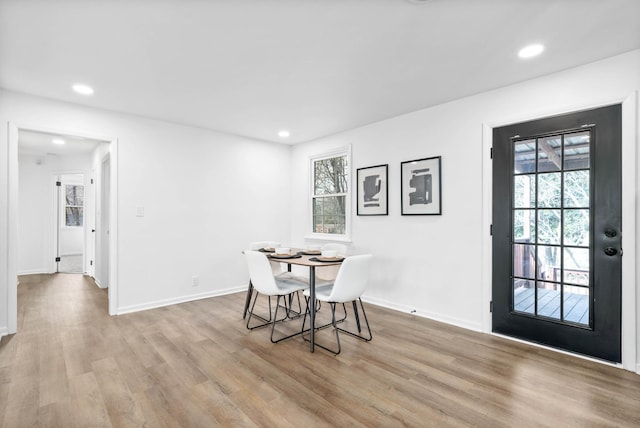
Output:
401,156,442,215
356,164,388,216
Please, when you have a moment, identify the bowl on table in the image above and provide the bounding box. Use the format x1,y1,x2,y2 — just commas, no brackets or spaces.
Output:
302,249,321,255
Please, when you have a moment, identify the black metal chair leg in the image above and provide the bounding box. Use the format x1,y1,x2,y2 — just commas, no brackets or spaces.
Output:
337,298,372,342
242,281,254,319
246,291,271,330
269,295,306,343
283,291,304,319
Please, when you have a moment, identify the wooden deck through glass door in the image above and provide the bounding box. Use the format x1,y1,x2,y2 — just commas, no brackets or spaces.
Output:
514,286,589,324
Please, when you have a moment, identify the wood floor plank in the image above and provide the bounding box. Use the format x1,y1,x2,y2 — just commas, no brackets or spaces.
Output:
144,331,209,387
122,332,165,369
39,333,70,407
188,380,259,427
91,357,147,427
38,401,73,428
2,273,640,427
133,388,181,428
68,371,112,428
141,383,216,428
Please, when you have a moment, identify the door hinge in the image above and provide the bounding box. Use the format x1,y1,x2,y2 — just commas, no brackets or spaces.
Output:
90,260,93,266
91,178,94,184
490,224,493,235
56,181,61,187
490,147,493,159
55,256,61,262
490,301,493,313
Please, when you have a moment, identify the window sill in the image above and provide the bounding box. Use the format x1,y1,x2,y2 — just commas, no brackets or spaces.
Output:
304,233,352,243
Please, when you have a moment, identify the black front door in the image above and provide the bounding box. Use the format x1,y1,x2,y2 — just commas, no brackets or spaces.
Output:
492,104,622,363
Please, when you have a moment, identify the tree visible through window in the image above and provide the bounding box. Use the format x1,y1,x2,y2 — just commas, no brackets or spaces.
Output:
65,184,84,227
312,154,348,235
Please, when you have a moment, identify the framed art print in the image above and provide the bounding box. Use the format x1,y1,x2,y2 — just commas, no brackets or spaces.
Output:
401,156,441,215
356,164,388,216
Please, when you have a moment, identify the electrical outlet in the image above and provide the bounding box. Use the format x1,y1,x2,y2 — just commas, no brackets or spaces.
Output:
192,275,199,287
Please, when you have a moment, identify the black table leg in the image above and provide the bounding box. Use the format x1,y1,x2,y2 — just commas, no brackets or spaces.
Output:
309,266,316,352
352,300,362,333
242,281,253,320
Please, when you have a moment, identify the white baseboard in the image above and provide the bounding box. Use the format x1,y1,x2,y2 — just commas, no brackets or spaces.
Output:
363,295,482,332
637,364,640,375
93,277,107,289
492,332,626,369
116,285,247,315
0,326,9,339
17,269,51,276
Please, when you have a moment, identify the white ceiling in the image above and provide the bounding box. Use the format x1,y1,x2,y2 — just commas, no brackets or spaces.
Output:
1,0,639,144
18,129,105,157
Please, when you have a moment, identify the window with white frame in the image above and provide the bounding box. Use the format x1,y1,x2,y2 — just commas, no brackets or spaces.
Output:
64,184,84,227
311,149,350,237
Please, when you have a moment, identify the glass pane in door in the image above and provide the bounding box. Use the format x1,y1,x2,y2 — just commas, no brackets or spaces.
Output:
537,281,561,320
512,131,591,326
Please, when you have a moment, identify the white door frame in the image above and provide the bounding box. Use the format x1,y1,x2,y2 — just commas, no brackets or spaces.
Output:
7,122,119,333
481,93,638,372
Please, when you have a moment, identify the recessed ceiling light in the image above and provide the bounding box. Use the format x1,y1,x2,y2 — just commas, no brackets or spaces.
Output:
72,83,94,95
278,130,290,138
518,44,545,59
52,138,65,145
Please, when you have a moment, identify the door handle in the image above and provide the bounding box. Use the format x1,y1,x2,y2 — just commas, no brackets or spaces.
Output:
604,247,618,256
604,228,617,238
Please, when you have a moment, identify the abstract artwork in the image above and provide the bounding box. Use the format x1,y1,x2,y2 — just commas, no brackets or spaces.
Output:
401,156,441,215
356,164,388,216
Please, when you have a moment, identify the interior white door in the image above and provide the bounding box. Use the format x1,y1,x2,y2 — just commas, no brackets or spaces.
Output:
87,169,96,278
96,156,110,287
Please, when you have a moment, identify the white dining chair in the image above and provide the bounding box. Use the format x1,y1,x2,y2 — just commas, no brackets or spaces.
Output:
315,243,348,283
245,250,309,343
302,254,373,355
243,240,289,319
321,243,347,256
249,240,284,274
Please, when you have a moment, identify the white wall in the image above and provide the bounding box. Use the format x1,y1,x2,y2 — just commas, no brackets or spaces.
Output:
17,155,93,274
290,50,640,368
17,154,53,274
0,89,292,327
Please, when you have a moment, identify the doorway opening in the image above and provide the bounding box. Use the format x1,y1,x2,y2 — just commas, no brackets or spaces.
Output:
11,126,117,325
56,173,86,273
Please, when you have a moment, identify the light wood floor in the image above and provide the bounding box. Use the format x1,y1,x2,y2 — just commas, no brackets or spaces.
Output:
1,274,639,427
